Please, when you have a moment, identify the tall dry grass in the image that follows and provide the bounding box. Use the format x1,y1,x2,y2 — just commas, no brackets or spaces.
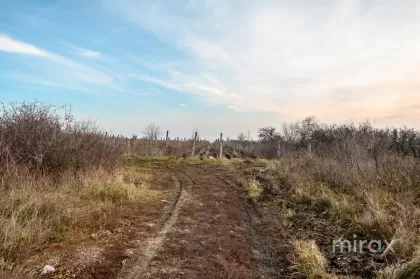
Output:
0,102,159,275
260,147,420,278
0,166,159,274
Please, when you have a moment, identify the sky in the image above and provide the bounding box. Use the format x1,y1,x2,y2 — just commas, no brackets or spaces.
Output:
1,0,420,139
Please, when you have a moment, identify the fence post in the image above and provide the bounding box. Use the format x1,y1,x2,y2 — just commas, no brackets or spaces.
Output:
155,137,158,156
308,141,312,158
191,131,198,156
219,133,223,159
277,140,281,159
149,138,152,156
164,131,169,156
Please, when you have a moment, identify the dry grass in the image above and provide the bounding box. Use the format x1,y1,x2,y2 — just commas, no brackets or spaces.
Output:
376,256,420,279
241,178,263,200
0,166,159,275
255,154,420,278
294,239,339,279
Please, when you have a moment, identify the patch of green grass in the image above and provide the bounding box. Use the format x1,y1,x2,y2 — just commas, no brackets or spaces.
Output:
84,178,159,204
294,239,339,279
242,179,263,200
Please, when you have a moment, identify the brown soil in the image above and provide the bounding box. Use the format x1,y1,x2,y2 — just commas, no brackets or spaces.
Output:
119,161,289,279
14,158,289,279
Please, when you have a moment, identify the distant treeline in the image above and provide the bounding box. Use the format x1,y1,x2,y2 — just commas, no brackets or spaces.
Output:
228,116,420,160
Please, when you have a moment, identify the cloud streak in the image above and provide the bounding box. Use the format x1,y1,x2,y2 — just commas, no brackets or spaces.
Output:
1,35,119,91
0,34,48,56
76,48,102,58
107,0,420,124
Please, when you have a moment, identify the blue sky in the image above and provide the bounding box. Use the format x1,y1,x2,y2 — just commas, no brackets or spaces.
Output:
1,0,420,138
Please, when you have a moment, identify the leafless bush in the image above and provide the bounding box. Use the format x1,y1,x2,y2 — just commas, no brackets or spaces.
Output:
0,101,122,180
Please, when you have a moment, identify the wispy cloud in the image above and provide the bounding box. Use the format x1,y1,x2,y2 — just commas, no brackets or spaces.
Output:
129,72,241,108
0,34,48,56
180,103,187,107
106,0,420,123
1,35,119,91
75,48,102,58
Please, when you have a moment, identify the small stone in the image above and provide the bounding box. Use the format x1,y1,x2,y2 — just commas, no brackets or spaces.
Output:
91,233,99,240
40,265,55,275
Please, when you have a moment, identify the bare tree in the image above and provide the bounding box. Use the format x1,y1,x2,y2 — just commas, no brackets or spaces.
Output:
238,130,252,142
238,132,246,142
299,116,319,144
281,122,300,143
143,123,162,155
143,122,161,140
246,130,252,141
258,127,280,142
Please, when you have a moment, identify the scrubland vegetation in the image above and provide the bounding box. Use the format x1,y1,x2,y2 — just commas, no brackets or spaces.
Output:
239,117,420,278
0,102,158,276
1,101,420,278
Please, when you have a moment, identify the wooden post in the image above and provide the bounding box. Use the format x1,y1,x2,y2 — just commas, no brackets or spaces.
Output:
191,131,198,156
149,138,152,156
277,140,281,159
219,133,223,159
308,141,312,158
164,131,169,155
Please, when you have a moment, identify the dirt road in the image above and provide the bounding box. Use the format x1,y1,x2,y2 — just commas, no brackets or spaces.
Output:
118,159,287,279
39,159,287,279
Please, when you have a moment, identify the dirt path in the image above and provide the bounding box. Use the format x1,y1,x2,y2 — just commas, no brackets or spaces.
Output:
119,175,188,279
118,160,287,279
30,159,287,279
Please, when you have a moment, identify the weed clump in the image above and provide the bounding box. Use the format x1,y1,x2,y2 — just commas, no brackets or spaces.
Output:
294,239,339,279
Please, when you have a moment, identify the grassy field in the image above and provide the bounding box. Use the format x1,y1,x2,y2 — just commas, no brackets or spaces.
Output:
1,155,419,278
0,166,163,277
239,156,420,279
1,102,420,278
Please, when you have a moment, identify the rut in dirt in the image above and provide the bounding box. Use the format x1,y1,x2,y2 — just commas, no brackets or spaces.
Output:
119,162,287,279
119,175,187,279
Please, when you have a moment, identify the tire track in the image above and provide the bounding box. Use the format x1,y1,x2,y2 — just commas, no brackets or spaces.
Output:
120,160,287,279
119,174,188,279
215,174,285,279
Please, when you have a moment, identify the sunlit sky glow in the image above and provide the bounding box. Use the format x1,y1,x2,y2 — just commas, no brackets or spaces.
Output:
1,0,420,138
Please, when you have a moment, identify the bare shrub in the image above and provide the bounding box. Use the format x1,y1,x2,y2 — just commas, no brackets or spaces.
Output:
0,101,122,179
0,101,128,266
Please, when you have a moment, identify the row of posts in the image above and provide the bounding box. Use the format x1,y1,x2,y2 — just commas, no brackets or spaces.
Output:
163,131,223,158
106,132,312,159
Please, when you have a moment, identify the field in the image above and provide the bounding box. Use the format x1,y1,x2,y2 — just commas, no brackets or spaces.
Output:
1,103,420,279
